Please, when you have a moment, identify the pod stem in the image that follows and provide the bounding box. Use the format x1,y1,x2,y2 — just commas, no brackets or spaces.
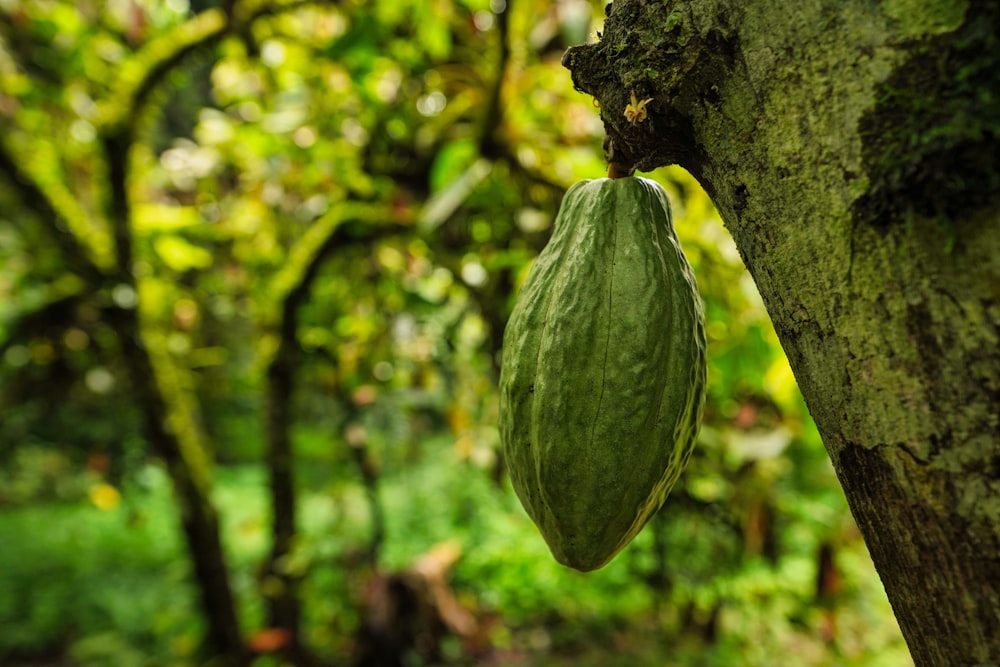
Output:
603,136,635,179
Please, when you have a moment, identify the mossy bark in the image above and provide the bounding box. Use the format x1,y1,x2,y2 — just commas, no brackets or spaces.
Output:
565,1,1000,664
260,208,404,663
103,129,247,665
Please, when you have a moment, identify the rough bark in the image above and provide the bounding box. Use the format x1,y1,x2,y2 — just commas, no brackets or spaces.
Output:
564,1,1000,665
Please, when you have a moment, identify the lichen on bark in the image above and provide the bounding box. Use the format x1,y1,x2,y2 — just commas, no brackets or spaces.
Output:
853,1,1000,225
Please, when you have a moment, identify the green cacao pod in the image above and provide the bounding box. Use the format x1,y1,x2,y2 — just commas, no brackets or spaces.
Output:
498,176,706,572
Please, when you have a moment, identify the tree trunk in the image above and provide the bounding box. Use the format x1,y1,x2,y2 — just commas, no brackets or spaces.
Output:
120,314,246,663
1,123,247,665
263,297,304,658
261,207,404,662
564,2,1000,665
103,131,248,665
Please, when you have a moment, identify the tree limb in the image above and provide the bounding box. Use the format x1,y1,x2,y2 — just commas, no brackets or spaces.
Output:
477,0,512,161
97,8,229,135
0,139,110,282
561,0,713,176
261,203,408,660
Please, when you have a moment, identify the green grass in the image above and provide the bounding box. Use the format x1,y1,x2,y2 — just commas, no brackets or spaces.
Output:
0,466,197,664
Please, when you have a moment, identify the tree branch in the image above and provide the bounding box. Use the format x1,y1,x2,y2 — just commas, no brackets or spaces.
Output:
477,0,512,160
268,203,408,316
99,1,328,136
0,139,110,282
98,8,229,135
0,291,86,358
561,0,713,175
261,202,409,658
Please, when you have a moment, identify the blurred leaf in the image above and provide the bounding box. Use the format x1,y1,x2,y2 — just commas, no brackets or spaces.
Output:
87,483,122,511
420,158,493,231
764,354,799,407
134,203,201,233
727,427,794,462
429,139,479,194
247,627,291,653
152,236,214,272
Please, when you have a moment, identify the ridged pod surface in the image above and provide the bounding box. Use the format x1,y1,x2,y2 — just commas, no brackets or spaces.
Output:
499,177,706,572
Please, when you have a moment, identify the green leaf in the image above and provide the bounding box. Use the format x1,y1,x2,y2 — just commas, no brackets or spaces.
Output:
429,139,478,194
153,236,213,272
420,157,492,232
134,204,201,233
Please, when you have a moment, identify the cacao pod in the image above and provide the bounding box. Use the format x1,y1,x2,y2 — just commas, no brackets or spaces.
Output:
499,176,706,572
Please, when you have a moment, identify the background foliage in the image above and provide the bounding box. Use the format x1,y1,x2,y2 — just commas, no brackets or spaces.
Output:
0,0,910,665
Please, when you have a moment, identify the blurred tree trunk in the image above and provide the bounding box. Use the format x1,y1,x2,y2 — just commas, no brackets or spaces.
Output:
103,130,248,665
0,133,246,664
564,2,999,666
118,309,246,663
261,207,403,662
262,270,306,659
